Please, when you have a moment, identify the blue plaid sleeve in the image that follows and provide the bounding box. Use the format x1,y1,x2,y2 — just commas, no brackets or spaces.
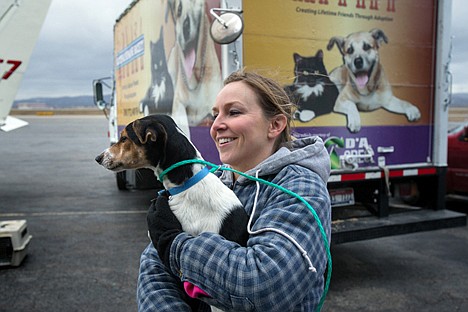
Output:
168,165,331,312
137,243,194,312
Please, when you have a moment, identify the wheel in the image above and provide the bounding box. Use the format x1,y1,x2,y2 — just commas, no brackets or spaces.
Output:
116,171,128,190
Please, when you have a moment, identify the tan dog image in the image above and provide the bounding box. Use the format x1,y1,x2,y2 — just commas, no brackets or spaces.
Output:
327,28,421,133
166,0,223,136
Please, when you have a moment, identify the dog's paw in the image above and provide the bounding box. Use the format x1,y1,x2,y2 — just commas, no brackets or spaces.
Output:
347,119,361,133
406,106,421,121
295,110,316,122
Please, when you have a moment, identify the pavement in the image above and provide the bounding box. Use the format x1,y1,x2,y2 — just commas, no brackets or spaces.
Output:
1,115,467,312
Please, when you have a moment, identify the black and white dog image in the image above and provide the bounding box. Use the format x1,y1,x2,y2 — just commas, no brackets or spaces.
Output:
95,115,249,246
284,50,339,122
327,28,421,132
166,0,223,136
139,28,174,116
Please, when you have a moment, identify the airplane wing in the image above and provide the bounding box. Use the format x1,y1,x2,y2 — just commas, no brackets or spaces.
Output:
0,0,52,131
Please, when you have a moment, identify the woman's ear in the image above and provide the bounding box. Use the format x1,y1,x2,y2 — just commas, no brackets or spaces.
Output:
268,114,288,139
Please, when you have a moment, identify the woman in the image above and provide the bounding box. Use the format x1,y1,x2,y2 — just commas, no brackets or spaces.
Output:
138,70,331,311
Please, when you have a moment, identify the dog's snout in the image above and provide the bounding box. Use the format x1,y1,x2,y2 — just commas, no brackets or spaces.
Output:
95,154,104,164
354,57,363,70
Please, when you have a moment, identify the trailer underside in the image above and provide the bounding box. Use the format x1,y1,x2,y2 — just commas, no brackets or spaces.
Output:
331,205,466,244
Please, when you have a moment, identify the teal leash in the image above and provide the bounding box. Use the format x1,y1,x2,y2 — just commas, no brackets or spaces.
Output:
159,159,332,311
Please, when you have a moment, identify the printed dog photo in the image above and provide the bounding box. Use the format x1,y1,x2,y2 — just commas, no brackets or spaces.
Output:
166,0,223,136
327,28,421,133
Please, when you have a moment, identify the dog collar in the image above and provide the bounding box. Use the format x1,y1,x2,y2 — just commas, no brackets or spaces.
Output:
158,166,210,197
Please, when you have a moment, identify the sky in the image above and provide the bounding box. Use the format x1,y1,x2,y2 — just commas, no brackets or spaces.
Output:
15,0,130,100
14,0,468,100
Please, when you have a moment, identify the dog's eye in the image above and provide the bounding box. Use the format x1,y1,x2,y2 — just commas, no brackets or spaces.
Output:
346,46,354,55
120,136,127,143
363,43,371,51
177,3,182,17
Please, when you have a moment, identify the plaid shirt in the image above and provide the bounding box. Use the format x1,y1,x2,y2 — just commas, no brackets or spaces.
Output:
137,138,331,311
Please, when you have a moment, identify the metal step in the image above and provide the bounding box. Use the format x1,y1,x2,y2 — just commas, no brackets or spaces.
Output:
331,209,467,244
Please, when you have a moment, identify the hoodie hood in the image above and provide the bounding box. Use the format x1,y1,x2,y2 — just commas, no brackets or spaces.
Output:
219,136,331,186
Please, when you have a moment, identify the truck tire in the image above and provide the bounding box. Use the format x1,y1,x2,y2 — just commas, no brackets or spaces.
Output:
116,171,128,190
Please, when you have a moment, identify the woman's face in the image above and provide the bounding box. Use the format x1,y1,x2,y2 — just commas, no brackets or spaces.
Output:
210,81,280,173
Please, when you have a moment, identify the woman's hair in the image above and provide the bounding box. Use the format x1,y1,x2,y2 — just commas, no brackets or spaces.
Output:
224,70,296,150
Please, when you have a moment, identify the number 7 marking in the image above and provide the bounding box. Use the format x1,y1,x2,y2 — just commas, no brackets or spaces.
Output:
0,59,22,80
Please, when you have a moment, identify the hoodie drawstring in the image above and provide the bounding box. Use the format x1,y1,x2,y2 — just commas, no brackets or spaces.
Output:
247,170,317,272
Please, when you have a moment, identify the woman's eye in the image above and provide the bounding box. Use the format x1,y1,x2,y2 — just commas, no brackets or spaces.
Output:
229,110,241,116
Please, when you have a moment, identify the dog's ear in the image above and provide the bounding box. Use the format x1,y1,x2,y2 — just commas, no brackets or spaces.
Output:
327,36,345,55
132,119,159,144
166,0,175,22
370,28,388,47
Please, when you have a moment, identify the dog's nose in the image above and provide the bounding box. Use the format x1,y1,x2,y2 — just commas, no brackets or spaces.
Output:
95,154,103,164
354,57,363,70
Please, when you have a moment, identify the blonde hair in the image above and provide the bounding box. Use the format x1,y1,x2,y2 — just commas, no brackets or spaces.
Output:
224,70,296,150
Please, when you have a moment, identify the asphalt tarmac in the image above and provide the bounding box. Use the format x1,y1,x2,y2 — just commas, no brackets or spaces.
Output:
1,115,467,312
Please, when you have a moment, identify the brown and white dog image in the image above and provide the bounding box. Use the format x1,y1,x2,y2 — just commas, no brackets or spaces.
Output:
327,28,421,133
95,115,248,246
166,0,223,136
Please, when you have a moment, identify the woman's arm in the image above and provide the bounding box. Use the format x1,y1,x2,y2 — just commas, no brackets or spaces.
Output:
137,243,208,312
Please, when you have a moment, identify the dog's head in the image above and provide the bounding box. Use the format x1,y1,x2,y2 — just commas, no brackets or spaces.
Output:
95,116,170,172
96,115,201,184
168,0,204,49
168,0,204,78
327,28,388,90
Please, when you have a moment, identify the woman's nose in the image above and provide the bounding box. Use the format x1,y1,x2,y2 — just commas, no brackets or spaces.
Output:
211,115,225,131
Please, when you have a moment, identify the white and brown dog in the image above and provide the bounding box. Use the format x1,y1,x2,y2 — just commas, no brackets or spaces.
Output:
327,28,421,132
166,0,223,136
95,115,248,246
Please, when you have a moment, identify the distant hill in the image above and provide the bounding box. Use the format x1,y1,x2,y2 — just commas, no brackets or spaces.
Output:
451,93,468,107
13,95,99,109
13,92,468,109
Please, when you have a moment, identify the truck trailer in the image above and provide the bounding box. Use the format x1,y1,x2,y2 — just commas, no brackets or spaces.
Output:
94,0,466,244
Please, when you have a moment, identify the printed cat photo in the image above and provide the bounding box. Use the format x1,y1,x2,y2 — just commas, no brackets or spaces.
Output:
139,28,174,116
284,50,339,122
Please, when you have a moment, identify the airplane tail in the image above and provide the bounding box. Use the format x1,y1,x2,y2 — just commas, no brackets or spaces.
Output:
0,0,52,130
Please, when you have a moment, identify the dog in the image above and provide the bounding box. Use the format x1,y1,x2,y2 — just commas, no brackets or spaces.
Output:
166,0,223,136
327,28,421,133
95,115,249,245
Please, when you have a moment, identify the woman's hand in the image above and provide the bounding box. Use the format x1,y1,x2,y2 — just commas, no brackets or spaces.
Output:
147,195,182,267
